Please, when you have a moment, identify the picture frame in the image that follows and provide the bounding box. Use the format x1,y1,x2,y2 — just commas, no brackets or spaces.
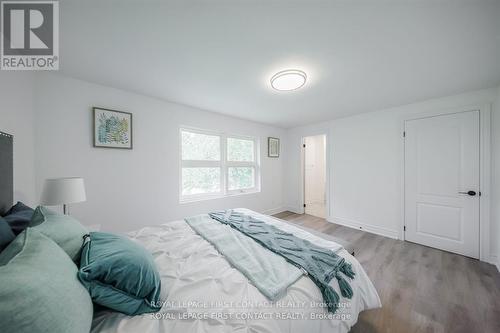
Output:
268,137,280,158
93,107,133,149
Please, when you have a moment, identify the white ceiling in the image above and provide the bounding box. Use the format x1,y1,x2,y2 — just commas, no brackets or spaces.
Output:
60,0,500,128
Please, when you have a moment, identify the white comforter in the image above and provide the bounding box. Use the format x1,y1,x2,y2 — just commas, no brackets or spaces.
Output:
91,209,381,333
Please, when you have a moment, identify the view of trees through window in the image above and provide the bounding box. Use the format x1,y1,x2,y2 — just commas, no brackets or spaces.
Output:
227,138,254,161
181,131,220,161
182,167,221,195
228,167,254,190
181,129,258,199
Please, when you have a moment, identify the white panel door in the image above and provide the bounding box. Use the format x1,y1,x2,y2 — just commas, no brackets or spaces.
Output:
404,111,480,258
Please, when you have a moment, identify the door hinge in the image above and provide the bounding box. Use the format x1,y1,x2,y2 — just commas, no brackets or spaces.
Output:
403,131,406,137
303,203,306,208
404,226,406,231
303,144,306,148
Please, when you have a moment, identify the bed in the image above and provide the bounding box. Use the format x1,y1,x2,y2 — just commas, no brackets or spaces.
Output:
91,209,381,333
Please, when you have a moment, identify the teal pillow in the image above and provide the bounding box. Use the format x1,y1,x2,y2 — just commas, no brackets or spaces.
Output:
0,217,15,252
78,232,162,315
2,201,34,235
0,228,93,333
30,206,88,262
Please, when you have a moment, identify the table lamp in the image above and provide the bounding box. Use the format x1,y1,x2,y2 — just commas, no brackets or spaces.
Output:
40,177,86,215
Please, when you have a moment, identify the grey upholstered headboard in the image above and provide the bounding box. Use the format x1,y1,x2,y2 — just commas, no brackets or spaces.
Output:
0,131,13,216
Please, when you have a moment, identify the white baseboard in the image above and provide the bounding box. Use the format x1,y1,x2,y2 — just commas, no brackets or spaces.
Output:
329,216,400,240
489,254,499,271
262,207,286,216
285,206,304,215
329,218,499,268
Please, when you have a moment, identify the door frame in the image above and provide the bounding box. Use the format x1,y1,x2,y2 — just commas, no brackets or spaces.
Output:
400,104,492,263
301,133,330,220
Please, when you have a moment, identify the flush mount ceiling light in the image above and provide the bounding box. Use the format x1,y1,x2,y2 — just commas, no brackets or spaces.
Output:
270,69,307,91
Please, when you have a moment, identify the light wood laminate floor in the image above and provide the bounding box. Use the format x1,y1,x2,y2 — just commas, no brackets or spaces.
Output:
273,211,500,333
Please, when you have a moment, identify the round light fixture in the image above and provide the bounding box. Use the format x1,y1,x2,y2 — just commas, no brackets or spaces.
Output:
270,69,307,91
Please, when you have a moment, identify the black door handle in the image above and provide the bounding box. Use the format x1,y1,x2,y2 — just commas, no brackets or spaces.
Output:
459,191,476,196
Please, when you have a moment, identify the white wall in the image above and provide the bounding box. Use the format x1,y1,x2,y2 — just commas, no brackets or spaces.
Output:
0,73,36,206
33,74,285,232
285,87,500,264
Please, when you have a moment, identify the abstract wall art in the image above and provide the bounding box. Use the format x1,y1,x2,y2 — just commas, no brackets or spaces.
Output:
268,137,280,158
93,107,133,149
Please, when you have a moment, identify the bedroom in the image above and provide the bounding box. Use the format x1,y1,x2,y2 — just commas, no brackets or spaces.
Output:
0,0,499,332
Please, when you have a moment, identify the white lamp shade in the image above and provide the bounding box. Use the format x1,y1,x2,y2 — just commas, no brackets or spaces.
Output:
40,177,86,205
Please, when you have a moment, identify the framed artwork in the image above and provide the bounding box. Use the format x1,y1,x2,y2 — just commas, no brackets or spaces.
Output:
93,107,133,149
268,137,280,158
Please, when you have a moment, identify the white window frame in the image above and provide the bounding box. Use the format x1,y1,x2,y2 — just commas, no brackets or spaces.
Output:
180,127,260,203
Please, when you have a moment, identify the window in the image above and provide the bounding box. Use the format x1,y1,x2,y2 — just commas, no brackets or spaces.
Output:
180,128,260,202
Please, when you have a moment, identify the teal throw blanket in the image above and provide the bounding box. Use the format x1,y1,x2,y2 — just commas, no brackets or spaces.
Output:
209,210,355,313
185,214,304,300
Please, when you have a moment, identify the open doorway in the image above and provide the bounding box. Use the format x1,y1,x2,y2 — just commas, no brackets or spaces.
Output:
303,134,327,219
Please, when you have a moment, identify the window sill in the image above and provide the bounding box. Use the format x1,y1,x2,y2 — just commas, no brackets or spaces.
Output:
180,189,261,204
